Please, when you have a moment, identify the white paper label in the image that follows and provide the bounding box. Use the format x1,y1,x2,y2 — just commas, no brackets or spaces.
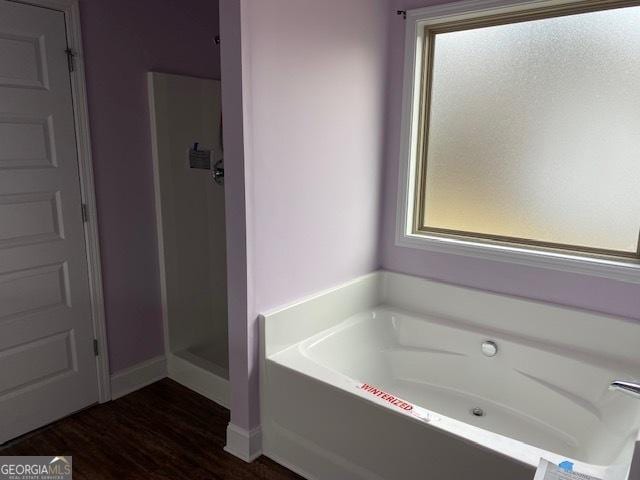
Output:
534,459,601,480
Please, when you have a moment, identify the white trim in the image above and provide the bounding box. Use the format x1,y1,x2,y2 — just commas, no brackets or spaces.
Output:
224,423,263,462
12,0,112,401
167,353,230,408
395,0,640,285
397,233,640,284
110,355,167,400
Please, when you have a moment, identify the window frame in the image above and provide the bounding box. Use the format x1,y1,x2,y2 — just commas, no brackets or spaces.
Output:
396,0,640,284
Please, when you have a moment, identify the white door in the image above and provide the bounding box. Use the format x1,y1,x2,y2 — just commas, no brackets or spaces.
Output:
0,0,98,443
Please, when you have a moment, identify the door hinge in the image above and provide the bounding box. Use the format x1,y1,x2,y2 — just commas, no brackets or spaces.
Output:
65,48,76,72
93,339,99,356
81,203,88,223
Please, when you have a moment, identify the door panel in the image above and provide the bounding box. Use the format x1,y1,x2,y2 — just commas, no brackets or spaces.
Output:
0,0,98,443
0,192,63,247
0,31,48,89
0,115,56,168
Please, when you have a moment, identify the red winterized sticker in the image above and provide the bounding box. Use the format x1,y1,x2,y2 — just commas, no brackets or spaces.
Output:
358,383,413,412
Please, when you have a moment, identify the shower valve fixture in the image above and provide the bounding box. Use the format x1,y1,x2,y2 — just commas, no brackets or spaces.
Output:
213,159,224,186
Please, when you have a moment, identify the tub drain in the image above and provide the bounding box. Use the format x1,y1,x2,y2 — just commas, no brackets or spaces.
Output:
471,407,485,417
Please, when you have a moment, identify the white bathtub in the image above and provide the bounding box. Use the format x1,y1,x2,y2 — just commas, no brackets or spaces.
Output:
260,272,640,480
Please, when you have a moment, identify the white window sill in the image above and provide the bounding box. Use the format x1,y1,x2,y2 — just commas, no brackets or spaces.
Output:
396,232,640,284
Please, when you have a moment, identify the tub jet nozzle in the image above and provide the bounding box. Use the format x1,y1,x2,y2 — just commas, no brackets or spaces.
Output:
481,340,498,357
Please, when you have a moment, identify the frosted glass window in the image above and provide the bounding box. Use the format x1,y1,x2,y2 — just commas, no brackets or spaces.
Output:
417,5,640,257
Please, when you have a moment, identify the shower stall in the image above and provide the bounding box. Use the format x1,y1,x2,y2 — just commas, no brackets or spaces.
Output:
148,72,229,405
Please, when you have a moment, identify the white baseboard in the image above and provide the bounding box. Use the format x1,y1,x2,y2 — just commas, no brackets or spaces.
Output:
110,355,167,400
168,352,230,408
224,423,263,462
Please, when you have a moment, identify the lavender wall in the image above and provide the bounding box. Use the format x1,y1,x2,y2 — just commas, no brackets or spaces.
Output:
80,0,221,373
246,0,388,311
222,0,389,431
381,0,640,321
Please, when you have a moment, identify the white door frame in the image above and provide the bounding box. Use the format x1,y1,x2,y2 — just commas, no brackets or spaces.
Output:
9,0,111,402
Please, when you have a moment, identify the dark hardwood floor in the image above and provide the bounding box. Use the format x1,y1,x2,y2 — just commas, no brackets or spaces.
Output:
1,379,303,480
